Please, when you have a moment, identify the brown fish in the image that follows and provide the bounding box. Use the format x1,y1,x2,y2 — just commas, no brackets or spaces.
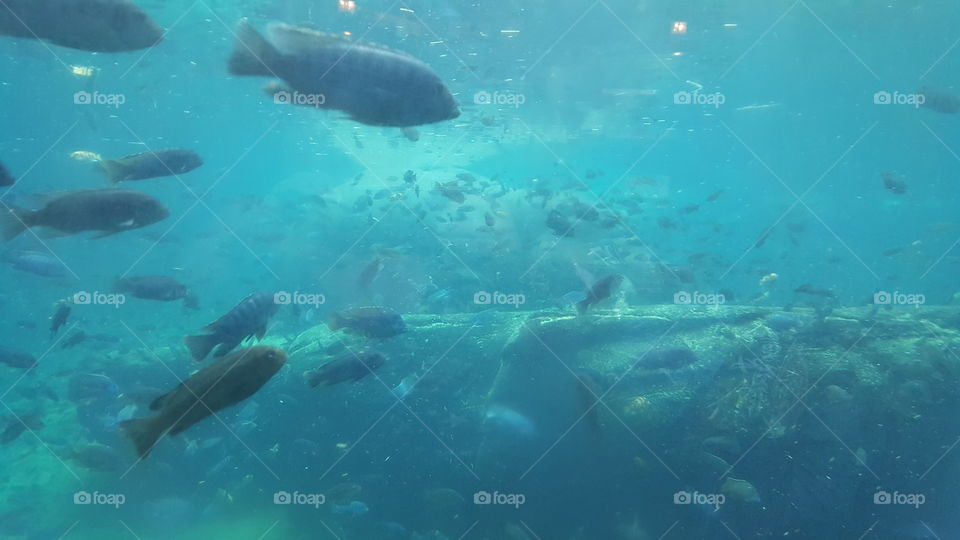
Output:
120,346,287,458
577,274,624,314
0,189,168,241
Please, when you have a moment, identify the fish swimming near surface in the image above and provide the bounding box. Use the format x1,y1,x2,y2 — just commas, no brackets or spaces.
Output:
228,20,460,127
0,189,169,241
0,162,15,187
183,292,279,361
120,346,287,458
328,306,407,339
0,0,164,52
576,274,624,314
97,149,203,184
305,350,386,387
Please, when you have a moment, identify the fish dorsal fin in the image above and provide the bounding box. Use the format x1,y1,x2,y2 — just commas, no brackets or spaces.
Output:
266,22,417,61
267,23,345,54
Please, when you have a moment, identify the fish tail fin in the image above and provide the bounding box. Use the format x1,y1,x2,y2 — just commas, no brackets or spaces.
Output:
98,159,126,184
0,205,31,241
119,417,164,459
228,19,279,77
183,334,218,361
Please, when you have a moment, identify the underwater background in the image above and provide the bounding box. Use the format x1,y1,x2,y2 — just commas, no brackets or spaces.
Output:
1,0,959,538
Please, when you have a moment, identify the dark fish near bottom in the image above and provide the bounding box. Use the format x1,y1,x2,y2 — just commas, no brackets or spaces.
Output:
120,346,287,458
306,351,386,387
328,307,407,339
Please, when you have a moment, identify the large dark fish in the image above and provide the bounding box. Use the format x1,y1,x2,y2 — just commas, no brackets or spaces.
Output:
306,350,386,387
576,274,624,315
0,162,14,187
0,189,169,241
120,346,287,458
114,275,193,304
0,347,37,369
183,292,279,361
919,87,960,114
0,0,163,52
0,412,43,445
327,306,406,339
228,20,460,127
49,302,71,337
98,149,203,184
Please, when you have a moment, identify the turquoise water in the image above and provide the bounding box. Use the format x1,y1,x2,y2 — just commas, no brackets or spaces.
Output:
1,1,959,539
